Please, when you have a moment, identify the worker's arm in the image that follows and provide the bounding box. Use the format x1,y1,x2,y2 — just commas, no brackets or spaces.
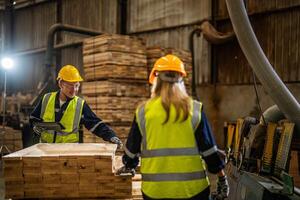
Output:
121,116,141,169
196,110,229,198
81,102,119,142
195,109,225,174
29,99,43,125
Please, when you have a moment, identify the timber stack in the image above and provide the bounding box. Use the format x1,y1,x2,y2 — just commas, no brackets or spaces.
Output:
0,126,23,152
146,46,193,95
82,34,149,144
3,143,133,199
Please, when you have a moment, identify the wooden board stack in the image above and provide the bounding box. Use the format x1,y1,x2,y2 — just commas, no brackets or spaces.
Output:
3,143,133,199
0,126,23,152
82,34,149,143
147,47,193,95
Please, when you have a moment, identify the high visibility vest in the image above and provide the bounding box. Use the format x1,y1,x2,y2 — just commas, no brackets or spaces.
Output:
136,97,210,199
40,92,84,143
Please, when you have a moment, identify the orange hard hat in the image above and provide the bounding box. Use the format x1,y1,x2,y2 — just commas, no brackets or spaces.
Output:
57,65,83,82
149,54,186,84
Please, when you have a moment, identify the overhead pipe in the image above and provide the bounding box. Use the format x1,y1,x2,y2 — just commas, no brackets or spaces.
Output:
225,0,300,137
189,28,202,100
35,24,103,104
189,20,235,100
45,23,102,69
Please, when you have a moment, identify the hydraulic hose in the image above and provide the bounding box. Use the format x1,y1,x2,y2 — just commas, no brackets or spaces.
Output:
225,0,300,137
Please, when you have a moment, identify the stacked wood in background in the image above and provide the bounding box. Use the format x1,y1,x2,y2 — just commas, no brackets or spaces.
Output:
82,34,149,144
3,143,132,199
0,126,23,152
147,47,193,95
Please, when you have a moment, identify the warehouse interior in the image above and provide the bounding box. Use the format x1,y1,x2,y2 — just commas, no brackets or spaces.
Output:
0,0,299,199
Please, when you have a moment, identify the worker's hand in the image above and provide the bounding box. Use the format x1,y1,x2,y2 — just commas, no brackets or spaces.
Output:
116,166,135,176
33,126,45,136
215,175,229,199
110,136,123,149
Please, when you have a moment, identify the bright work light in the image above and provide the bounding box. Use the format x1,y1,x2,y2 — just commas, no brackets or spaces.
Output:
1,57,14,70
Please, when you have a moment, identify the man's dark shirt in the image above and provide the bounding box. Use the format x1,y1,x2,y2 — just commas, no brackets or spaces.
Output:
30,91,116,141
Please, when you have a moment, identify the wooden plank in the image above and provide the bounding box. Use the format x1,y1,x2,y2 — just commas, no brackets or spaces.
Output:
81,80,149,97
84,96,146,111
3,143,135,199
84,64,148,81
83,51,147,67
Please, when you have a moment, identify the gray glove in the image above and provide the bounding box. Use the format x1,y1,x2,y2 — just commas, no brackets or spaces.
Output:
215,175,229,199
33,126,45,136
116,166,135,176
110,136,123,149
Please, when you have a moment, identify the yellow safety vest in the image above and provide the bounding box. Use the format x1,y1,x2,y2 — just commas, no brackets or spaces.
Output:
136,97,210,199
40,92,84,143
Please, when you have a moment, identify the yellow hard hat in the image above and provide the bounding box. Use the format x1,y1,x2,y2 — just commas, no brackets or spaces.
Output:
57,65,83,82
149,54,186,84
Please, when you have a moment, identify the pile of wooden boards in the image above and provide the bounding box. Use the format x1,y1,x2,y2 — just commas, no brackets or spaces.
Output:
146,46,193,95
82,34,149,144
115,156,142,200
3,143,133,199
0,126,23,152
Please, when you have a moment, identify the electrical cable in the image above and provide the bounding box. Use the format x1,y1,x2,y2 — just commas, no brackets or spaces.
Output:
252,70,266,125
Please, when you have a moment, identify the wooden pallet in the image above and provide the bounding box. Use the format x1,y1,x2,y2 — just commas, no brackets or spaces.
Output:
3,143,133,199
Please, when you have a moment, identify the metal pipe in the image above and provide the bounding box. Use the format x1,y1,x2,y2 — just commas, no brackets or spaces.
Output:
119,0,127,34
225,0,300,137
189,28,202,100
45,23,102,68
13,41,82,57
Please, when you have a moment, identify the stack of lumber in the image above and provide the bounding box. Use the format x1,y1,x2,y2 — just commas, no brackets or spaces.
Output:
289,150,300,187
147,47,193,95
82,34,149,144
115,156,142,199
3,143,133,199
0,126,23,152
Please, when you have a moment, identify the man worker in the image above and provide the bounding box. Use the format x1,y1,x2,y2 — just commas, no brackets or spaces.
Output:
30,64,122,147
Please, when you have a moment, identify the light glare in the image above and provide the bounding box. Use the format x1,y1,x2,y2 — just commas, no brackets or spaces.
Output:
1,57,14,70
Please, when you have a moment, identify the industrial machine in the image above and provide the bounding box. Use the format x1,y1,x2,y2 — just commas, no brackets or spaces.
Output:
224,116,300,200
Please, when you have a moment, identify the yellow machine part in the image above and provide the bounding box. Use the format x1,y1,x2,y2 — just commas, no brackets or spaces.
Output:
261,122,277,173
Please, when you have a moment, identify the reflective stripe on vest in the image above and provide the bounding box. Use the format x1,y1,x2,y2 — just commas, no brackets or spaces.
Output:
40,92,84,143
142,171,207,182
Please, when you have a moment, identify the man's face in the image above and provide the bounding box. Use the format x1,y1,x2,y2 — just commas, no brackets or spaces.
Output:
60,80,80,98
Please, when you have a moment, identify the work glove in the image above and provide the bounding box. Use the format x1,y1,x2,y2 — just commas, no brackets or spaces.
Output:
110,136,123,149
215,175,229,199
33,126,45,136
116,166,135,176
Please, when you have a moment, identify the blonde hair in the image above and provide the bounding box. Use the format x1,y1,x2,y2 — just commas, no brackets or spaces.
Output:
151,71,191,124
